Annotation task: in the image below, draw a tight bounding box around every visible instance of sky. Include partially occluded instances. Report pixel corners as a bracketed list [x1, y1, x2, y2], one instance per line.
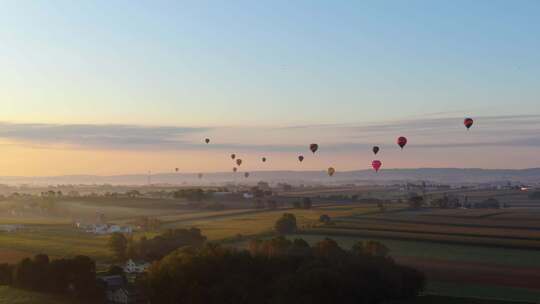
[0, 1, 539, 175]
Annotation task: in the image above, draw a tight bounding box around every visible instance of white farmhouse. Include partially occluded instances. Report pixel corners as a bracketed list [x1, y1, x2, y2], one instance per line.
[123, 259, 150, 274]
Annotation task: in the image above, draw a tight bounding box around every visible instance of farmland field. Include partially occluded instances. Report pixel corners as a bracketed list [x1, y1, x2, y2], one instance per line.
[2, 191, 540, 302]
[0, 202, 382, 263]
[0, 286, 75, 304]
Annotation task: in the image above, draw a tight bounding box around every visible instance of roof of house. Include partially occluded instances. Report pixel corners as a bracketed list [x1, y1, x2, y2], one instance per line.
[98, 275, 125, 289]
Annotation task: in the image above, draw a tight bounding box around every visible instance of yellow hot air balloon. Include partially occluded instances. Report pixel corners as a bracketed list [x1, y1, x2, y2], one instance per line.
[327, 167, 335, 177]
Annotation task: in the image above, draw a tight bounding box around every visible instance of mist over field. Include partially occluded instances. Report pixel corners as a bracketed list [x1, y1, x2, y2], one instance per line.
[1, 168, 539, 186]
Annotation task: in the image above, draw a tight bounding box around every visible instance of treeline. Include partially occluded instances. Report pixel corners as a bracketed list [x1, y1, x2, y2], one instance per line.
[0, 254, 102, 301]
[109, 228, 207, 262]
[142, 237, 424, 304]
[529, 191, 540, 200]
[429, 196, 506, 209]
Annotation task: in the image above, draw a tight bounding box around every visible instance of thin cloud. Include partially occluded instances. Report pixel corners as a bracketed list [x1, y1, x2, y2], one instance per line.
[0, 114, 539, 152]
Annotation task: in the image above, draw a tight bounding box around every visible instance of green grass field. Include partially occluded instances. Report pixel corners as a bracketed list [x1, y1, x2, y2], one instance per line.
[0, 225, 112, 263]
[288, 233, 540, 267]
[164, 204, 380, 241]
[0, 286, 74, 304]
[387, 295, 533, 304]
[0, 204, 380, 263]
[426, 282, 540, 303]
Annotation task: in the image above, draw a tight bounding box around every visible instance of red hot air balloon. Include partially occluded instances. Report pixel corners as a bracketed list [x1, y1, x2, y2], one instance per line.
[205, 138, 210, 144]
[236, 159, 242, 166]
[233, 167, 237, 172]
[372, 160, 382, 172]
[298, 155, 304, 162]
[464, 118, 474, 130]
[262, 157, 267, 162]
[397, 137, 407, 149]
[309, 144, 319, 154]
[231, 154, 236, 160]
[244, 172, 250, 178]
[372, 146, 380, 155]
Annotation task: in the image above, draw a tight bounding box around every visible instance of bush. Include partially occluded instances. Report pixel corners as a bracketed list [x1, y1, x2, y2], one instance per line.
[319, 214, 331, 224]
[274, 213, 297, 235]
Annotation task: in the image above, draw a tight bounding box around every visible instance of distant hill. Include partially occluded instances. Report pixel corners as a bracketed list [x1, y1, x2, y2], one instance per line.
[1, 168, 539, 186]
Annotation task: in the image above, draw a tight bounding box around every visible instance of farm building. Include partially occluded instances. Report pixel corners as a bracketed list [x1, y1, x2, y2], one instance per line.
[76, 223, 133, 234]
[123, 259, 150, 274]
[0, 224, 22, 232]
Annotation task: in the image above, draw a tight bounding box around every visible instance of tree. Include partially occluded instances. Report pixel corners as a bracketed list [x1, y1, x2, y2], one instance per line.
[68, 255, 101, 299]
[274, 213, 297, 235]
[173, 188, 206, 202]
[302, 197, 312, 209]
[0, 264, 13, 285]
[352, 240, 389, 258]
[128, 228, 206, 261]
[126, 190, 142, 198]
[107, 265, 125, 276]
[142, 240, 425, 304]
[529, 191, 540, 200]
[408, 196, 424, 209]
[12, 258, 33, 289]
[108, 233, 128, 261]
[266, 200, 277, 210]
[313, 238, 343, 258]
[319, 214, 331, 224]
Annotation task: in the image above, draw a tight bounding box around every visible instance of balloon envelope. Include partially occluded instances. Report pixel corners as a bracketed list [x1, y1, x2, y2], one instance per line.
[298, 155, 304, 162]
[236, 159, 243, 166]
[205, 138, 210, 144]
[262, 157, 267, 162]
[310, 144, 319, 154]
[231, 154, 236, 160]
[244, 172, 250, 178]
[397, 137, 407, 149]
[372, 160, 382, 172]
[327, 167, 335, 176]
[233, 167, 237, 172]
[464, 118, 474, 130]
[372, 146, 380, 155]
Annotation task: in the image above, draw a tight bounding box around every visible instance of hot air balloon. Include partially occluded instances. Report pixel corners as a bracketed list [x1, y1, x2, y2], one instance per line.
[327, 167, 335, 176]
[198, 173, 203, 179]
[397, 136, 407, 149]
[262, 157, 267, 162]
[372, 146, 380, 155]
[298, 155, 304, 162]
[309, 144, 319, 154]
[464, 118, 474, 130]
[205, 138, 210, 144]
[231, 154, 236, 160]
[236, 159, 242, 166]
[244, 172, 250, 178]
[233, 167, 237, 172]
[372, 160, 382, 172]
[175, 168, 179, 172]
